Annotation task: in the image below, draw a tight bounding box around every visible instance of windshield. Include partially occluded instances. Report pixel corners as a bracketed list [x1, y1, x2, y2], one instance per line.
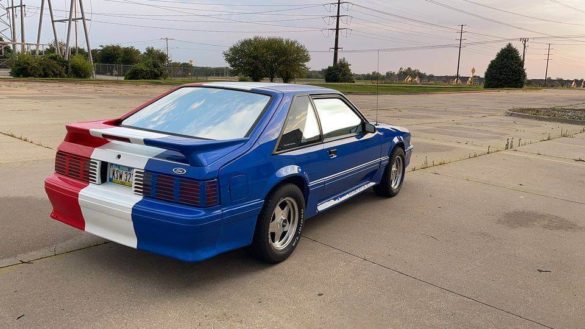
[122, 87, 271, 140]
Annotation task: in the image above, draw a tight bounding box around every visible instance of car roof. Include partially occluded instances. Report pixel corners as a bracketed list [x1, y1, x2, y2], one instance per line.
[192, 82, 340, 95]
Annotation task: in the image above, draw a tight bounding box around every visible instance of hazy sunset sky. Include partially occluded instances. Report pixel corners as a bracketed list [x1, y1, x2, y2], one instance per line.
[21, 0, 585, 79]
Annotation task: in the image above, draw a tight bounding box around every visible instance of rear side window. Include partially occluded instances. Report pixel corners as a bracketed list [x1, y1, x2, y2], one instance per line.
[312, 98, 363, 139]
[277, 96, 321, 151]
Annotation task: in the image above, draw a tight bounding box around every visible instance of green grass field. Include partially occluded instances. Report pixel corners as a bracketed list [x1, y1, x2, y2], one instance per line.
[5, 77, 527, 95]
[308, 83, 483, 95]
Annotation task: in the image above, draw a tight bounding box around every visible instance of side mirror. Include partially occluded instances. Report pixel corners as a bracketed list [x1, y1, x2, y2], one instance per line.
[364, 122, 377, 134]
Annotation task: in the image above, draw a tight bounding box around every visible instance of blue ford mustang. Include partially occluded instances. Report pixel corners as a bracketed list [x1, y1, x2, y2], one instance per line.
[45, 82, 412, 263]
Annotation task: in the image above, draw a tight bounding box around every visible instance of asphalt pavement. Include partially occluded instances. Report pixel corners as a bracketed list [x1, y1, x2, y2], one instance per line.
[0, 82, 584, 328]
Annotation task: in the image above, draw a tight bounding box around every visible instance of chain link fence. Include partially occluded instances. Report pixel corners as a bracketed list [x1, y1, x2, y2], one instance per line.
[94, 63, 233, 80]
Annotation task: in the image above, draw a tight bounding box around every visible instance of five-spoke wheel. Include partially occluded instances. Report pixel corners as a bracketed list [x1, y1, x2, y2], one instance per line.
[374, 147, 406, 197]
[251, 184, 305, 263]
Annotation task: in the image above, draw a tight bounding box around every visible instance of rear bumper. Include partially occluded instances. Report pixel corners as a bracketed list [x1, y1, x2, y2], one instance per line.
[45, 174, 263, 262]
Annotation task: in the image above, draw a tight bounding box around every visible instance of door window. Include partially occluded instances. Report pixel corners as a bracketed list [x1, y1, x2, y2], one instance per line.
[277, 96, 321, 151]
[312, 98, 363, 139]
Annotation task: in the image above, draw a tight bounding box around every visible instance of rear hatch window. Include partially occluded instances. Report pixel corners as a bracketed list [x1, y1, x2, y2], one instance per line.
[122, 87, 271, 140]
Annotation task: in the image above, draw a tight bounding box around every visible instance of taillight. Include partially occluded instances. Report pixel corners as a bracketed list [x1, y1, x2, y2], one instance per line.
[55, 151, 91, 182]
[205, 180, 219, 207]
[134, 170, 218, 207]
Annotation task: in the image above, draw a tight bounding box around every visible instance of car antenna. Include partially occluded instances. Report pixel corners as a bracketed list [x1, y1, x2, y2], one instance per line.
[375, 49, 380, 126]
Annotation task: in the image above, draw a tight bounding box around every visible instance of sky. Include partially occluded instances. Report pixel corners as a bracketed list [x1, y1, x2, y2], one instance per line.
[13, 0, 585, 79]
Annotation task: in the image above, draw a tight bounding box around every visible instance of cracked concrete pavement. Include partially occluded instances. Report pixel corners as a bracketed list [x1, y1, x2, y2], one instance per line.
[0, 81, 584, 328]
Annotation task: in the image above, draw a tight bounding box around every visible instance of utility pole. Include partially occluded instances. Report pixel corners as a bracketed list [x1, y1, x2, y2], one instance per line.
[520, 38, 529, 68]
[161, 37, 173, 65]
[328, 0, 349, 66]
[332, 0, 341, 65]
[455, 24, 465, 84]
[544, 43, 551, 87]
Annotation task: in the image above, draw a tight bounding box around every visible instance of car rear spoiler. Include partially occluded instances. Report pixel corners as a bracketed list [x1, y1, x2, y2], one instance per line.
[65, 122, 248, 167]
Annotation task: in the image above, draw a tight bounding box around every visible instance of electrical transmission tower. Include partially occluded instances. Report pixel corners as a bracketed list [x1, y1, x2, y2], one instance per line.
[328, 0, 350, 65]
[4, 0, 25, 53]
[0, 0, 11, 56]
[36, 0, 94, 77]
[35, 0, 60, 55]
[455, 24, 466, 84]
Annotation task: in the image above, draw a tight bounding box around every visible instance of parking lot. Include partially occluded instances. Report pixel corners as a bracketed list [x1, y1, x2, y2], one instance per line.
[0, 81, 584, 328]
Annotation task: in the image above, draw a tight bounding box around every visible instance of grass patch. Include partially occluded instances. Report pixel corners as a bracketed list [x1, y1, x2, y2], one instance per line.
[308, 83, 483, 95]
[511, 107, 585, 122]
[5, 77, 214, 86]
[3, 78, 541, 95]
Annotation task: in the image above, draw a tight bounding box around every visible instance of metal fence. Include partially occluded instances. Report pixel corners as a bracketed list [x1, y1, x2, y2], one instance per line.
[93, 63, 233, 80]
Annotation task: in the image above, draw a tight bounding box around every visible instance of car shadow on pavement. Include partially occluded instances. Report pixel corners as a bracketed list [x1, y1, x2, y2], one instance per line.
[69, 185, 409, 294]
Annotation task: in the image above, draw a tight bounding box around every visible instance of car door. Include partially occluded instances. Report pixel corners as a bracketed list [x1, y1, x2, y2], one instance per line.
[311, 95, 382, 200]
[273, 95, 330, 208]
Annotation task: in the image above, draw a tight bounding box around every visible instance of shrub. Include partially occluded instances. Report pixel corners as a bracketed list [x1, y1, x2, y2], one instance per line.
[39, 53, 67, 78]
[10, 54, 42, 77]
[69, 54, 93, 78]
[324, 58, 354, 83]
[125, 60, 167, 80]
[484, 43, 526, 88]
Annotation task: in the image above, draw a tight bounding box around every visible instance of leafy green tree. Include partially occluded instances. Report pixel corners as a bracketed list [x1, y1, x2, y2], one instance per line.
[92, 45, 142, 65]
[142, 47, 168, 65]
[0, 37, 12, 59]
[276, 39, 309, 83]
[325, 58, 354, 83]
[120, 47, 141, 65]
[95, 45, 123, 64]
[484, 43, 526, 88]
[224, 37, 310, 82]
[224, 37, 268, 81]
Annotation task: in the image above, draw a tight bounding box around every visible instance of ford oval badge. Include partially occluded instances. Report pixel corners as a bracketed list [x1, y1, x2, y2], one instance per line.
[173, 168, 187, 175]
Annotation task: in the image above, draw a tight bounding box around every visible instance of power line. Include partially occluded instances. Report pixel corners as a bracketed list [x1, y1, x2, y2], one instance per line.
[461, 0, 585, 27]
[130, 0, 323, 6]
[106, 0, 324, 16]
[352, 3, 459, 32]
[548, 0, 585, 15]
[425, 0, 585, 44]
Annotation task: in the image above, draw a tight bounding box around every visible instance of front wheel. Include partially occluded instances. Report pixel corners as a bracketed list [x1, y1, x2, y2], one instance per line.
[250, 184, 305, 263]
[375, 147, 406, 197]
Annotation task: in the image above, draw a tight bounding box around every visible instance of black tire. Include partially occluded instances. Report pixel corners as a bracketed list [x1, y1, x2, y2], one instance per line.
[250, 184, 305, 263]
[374, 147, 406, 198]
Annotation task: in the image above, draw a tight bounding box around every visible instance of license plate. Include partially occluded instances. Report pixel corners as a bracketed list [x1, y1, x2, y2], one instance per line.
[108, 164, 133, 187]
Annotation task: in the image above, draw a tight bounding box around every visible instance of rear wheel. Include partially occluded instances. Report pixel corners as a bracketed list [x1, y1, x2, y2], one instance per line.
[375, 147, 406, 198]
[250, 184, 305, 263]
